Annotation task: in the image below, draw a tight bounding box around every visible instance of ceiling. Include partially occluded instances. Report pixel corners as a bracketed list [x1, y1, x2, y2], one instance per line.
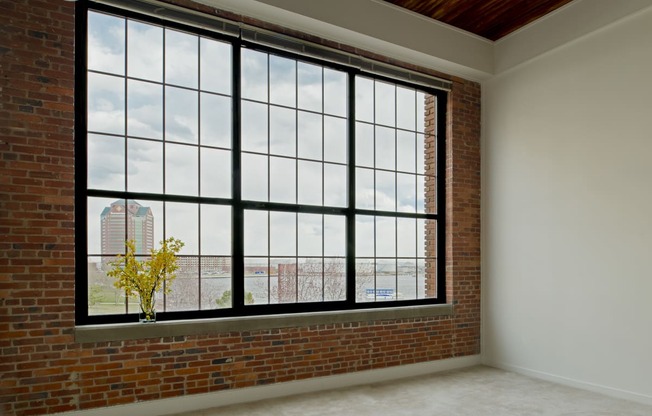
[382, 0, 574, 41]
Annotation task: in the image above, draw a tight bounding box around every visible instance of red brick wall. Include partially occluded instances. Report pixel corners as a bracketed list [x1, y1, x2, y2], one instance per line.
[0, 1, 481, 414]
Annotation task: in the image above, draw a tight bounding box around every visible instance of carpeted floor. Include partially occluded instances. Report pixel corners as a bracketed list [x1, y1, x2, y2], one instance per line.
[175, 366, 652, 416]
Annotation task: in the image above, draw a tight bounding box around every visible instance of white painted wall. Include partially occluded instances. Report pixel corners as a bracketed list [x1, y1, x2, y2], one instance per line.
[483, 6, 652, 403]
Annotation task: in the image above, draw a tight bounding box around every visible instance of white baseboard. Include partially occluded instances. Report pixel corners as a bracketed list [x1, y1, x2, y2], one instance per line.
[487, 361, 652, 407]
[55, 355, 481, 416]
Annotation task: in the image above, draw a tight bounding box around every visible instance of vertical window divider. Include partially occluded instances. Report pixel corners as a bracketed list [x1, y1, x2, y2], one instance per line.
[232, 40, 244, 309]
[346, 74, 356, 306]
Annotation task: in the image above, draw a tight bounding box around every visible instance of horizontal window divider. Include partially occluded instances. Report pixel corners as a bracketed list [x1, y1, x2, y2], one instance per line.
[240, 201, 347, 215]
[87, 189, 233, 206]
[354, 209, 438, 219]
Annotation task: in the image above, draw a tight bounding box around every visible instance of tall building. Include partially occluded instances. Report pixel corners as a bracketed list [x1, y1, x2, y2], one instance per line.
[100, 200, 154, 255]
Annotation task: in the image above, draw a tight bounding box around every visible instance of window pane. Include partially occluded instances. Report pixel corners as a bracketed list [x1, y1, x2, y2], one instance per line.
[245, 257, 269, 305]
[88, 256, 128, 316]
[128, 79, 162, 139]
[165, 29, 198, 88]
[397, 173, 416, 213]
[323, 116, 346, 164]
[298, 160, 322, 205]
[88, 12, 125, 75]
[89, 197, 125, 256]
[270, 211, 296, 256]
[244, 210, 268, 256]
[416, 175, 425, 213]
[323, 163, 346, 208]
[166, 86, 198, 144]
[397, 218, 416, 257]
[270, 106, 296, 157]
[323, 68, 346, 117]
[167, 258, 199, 311]
[242, 153, 268, 201]
[416, 91, 426, 134]
[298, 213, 321, 257]
[416, 133, 426, 175]
[324, 215, 345, 257]
[375, 80, 395, 127]
[396, 86, 416, 131]
[298, 111, 322, 160]
[166, 202, 198, 255]
[396, 130, 415, 173]
[241, 49, 267, 102]
[355, 215, 374, 257]
[166, 143, 198, 196]
[355, 167, 374, 210]
[375, 216, 395, 258]
[127, 138, 163, 193]
[398, 261, 417, 301]
[298, 258, 322, 302]
[376, 170, 395, 212]
[270, 55, 296, 107]
[200, 148, 230, 198]
[276, 258, 297, 303]
[127, 20, 162, 82]
[270, 156, 296, 204]
[88, 72, 124, 135]
[355, 259, 375, 302]
[355, 76, 373, 123]
[297, 62, 321, 112]
[127, 199, 160, 255]
[200, 93, 231, 149]
[200, 205, 231, 255]
[375, 259, 397, 301]
[200, 38, 231, 95]
[201, 257, 232, 310]
[88, 134, 124, 191]
[375, 126, 395, 171]
[355, 122, 373, 168]
[323, 258, 346, 301]
[241, 101, 268, 153]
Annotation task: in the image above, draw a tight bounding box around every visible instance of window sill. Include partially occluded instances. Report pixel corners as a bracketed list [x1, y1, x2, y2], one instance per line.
[74, 304, 454, 343]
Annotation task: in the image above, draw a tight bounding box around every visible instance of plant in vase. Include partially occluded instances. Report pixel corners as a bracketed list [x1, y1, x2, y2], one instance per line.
[107, 237, 184, 322]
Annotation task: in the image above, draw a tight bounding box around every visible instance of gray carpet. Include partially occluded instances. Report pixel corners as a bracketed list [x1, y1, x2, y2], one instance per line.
[177, 366, 652, 415]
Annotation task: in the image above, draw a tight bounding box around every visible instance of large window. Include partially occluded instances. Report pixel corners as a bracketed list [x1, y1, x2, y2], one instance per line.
[77, 4, 446, 324]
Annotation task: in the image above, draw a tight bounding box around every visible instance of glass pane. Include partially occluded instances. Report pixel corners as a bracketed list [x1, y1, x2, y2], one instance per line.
[165, 86, 198, 144]
[165, 29, 198, 88]
[276, 258, 297, 303]
[355, 215, 374, 257]
[355, 258, 375, 302]
[298, 160, 322, 206]
[88, 197, 125, 256]
[270, 55, 296, 107]
[241, 153, 268, 201]
[200, 204, 231, 255]
[376, 170, 395, 212]
[397, 217, 416, 257]
[241, 49, 267, 102]
[126, 199, 159, 255]
[127, 138, 163, 193]
[88, 134, 124, 191]
[416, 133, 426, 175]
[200, 93, 231, 148]
[270, 156, 296, 204]
[396, 130, 416, 173]
[298, 213, 321, 257]
[166, 202, 198, 255]
[376, 216, 395, 258]
[355, 76, 373, 123]
[323, 68, 346, 117]
[201, 257, 232, 310]
[323, 116, 346, 164]
[88, 12, 125, 75]
[165, 143, 198, 196]
[245, 257, 269, 305]
[375, 126, 395, 171]
[355, 122, 373, 168]
[396, 86, 416, 131]
[270, 106, 296, 157]
[200, 38, 231, 95]
[355, 167, 374, 210]
[397, 261, 417, 300]
[201, 148, 231, 198]
[416, 91, 426, 134]
[416, 175, 425, 213]
[88, 72, 124, 135]
[127, 79, 162, 139]
[324, 215, 345, 257]
[323, 163, 346, 208]
[375, 80, 395, 127]
[397, 173, 416, 213]
[88, 256, 128, 316]
[241, 101, 268, 153]
[244, 210, 268, 256]
[127, 20, 162, 82]
[297, 62, 321, 112]
[298, 258, 322, 302]
[323, 258, 346, 301]
[375, 259, 397, 301]
[270, 211, 296, 256]
[298, 111, 322, 161]
[166, 258, 199, 311]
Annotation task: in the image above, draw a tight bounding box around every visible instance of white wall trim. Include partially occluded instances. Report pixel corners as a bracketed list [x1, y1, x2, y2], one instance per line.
[486, 362, 652, 407]
[54, 355, 481, 416]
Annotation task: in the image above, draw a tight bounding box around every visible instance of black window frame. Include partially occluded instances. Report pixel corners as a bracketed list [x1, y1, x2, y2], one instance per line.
[75, 2, 447, 325]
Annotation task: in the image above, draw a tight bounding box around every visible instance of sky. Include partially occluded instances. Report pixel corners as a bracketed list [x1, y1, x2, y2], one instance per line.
[86, 11, 437, 261]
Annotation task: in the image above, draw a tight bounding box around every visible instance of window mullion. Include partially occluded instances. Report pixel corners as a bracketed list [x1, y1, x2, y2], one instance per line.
[345, 72, 356, 305]
[232, 41, 245, 310]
